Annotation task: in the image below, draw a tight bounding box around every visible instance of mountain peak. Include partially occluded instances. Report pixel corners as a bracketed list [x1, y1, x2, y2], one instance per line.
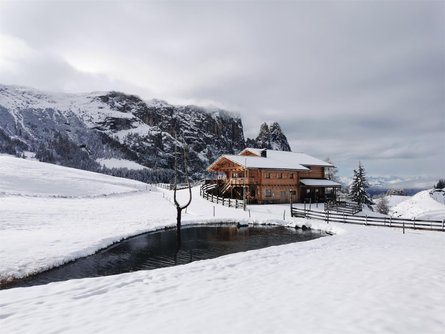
[246, 122, 291, 151]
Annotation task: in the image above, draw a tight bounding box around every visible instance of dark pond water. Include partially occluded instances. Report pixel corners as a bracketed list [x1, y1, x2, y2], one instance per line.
[2, 224, 327, 289]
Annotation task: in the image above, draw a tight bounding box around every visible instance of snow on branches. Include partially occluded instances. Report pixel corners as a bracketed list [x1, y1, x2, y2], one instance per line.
[349, 162, 372, 206]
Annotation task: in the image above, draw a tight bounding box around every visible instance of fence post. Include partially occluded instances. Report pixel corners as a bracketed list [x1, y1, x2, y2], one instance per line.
[211, 194, 214, 202]
[343, 213, 346, 224]
[403, 221, 405, 234]
[365, 215, 368, 226]
[443, 219, 444, 232]
[222, 197, 225, 206]
[213, 206, 215, 217]
[326, 211, 329, 224]
[389, 217, 392, 227]
[229, 198, 231, 207]
[413, 217, 415, 229]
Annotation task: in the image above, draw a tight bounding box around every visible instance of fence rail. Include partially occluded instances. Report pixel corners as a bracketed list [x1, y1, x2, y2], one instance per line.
[291, 207, 445, 232]
[156, 183, 199, 191]
[200, 184, 244, 209]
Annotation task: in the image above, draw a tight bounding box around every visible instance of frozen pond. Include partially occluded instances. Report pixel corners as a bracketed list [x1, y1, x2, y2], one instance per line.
[3, 224, 327, 289]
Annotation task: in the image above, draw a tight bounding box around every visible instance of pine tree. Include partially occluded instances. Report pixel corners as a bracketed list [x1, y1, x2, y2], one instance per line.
[435, 179, 445, 189]
[349, 162, 371, 206]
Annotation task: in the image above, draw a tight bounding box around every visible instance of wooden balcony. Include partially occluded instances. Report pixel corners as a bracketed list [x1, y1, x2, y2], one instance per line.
[228, 178, 248, 186]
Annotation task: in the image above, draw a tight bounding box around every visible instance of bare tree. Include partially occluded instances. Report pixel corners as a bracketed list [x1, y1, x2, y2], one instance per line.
[173, 134, 192, 230]
[376, 197, 390, 215]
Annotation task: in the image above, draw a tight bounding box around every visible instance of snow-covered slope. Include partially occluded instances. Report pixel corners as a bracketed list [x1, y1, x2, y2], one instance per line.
[1, 156, 445, 334]
[385, 195, 411, 208]
[0, 154, 146, 197]
[390, 189, 445, 220]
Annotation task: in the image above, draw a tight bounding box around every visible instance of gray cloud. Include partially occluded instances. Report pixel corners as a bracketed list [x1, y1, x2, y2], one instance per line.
[0, 0, 443, 181]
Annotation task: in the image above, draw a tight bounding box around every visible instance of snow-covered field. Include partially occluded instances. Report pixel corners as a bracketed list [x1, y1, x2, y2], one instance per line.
[96, 158, 148, 170]
[1, 155, 445, 334]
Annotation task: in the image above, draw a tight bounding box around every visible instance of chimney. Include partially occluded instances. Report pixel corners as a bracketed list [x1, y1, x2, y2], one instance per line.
[261, 149, 267, 158]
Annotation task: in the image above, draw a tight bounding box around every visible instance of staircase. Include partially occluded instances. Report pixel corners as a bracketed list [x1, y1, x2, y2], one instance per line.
[220, 181, 233, 196]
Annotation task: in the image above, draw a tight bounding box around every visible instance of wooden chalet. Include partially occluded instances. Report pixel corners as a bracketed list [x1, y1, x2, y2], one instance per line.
[206, 148, 341, 204]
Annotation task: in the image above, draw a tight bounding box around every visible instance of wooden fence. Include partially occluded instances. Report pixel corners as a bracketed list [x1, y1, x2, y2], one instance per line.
[156, 183, 174, 190]
[156, 182, 201, 191]
[324, 201, 361, 215]
[291, 206, 445, 232]
[200, 184, 244, 209]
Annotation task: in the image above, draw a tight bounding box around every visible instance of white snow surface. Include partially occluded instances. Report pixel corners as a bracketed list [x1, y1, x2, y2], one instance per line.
[385, 195, 412, 208]
[1, 155, 445, 334]
[300, 178, 342, 187]
[390, 189, 445, 220]
[96, 158, 148, 170]
[0, 155, 146, 197]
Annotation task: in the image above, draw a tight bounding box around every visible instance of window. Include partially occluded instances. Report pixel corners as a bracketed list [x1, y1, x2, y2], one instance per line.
[265, 189, 272, 197]
[277, 173, 282, 179]
[232, 172, 239, 178]
[281, 191, 286, 197]
[290, 173, 294, 179]
[265, 172, 270, 178]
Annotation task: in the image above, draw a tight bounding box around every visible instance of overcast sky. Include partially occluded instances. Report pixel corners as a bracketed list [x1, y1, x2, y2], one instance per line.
[0, 0, 443, 183]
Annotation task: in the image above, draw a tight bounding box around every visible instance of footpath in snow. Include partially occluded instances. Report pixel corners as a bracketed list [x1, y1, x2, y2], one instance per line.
[1, 155, 445, 334]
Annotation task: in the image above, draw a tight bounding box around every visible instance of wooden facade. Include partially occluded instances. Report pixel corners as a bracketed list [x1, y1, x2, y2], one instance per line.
[207, 148, 340, 204]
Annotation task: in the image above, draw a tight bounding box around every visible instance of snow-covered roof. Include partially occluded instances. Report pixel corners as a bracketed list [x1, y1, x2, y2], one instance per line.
[213, 154, 309, 171]
[240, 148, 333, 167]
[300, 179, 342, 187]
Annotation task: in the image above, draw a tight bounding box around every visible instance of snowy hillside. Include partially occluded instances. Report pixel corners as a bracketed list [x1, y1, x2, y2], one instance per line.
[1, 155, 445, 333]
[0, 154, 146, 197]
[390, 189, 445, 220]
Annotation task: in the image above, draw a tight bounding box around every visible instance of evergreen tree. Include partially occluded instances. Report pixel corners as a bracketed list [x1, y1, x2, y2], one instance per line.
[349, 162, 371, 206]
[434, 179, 445, 189]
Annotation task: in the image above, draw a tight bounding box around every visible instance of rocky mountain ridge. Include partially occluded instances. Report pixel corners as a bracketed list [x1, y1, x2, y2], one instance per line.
[0, 84, 291, 182]
[246, 122, 291, 151]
